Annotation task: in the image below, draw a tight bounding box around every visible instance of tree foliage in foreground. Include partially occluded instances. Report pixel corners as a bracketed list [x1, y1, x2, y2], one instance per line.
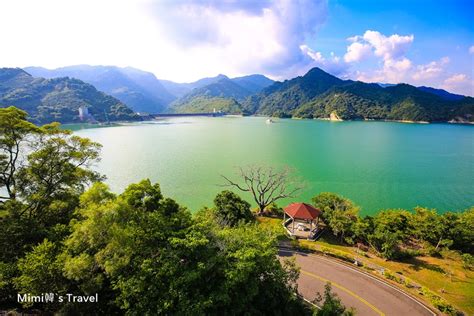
[213, 190, 254, 226]
[314, 282, 355, 316]
[13, 181, 309, 315]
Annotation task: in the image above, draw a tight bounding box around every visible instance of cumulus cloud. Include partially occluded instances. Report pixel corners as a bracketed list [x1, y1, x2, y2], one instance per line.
[362, 30, 414, 61]
[344, 30, 415, 82]
[412, 57, 450, 81]
[299, 45, 349, 76]
[469, 45, 474, 54]
[344, 42, 372, 62]
[0, 0, 328, 82]
[442, 73, 474, 95]
[146, 0, 328, 79]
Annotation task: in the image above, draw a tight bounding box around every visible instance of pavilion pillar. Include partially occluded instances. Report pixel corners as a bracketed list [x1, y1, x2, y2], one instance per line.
[292, 217, 295, 233]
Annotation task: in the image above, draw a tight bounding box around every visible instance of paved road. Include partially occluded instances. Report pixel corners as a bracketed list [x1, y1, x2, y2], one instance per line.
[278, 249, 436, 316]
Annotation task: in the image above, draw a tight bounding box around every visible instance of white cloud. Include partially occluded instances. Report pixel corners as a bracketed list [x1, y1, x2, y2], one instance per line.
[299, 45, 349, 76]
[444, 73, 468, 84]
[412, 57, 449, 81]
[299, 45, 324, 62]
[469, 45, 474, 54]
[344, 30, 414, 83]
[344, 42, 372, 62]
[442, 73, 474, 96]
[0, 0, 328, 82]
[362, 30, 414, 61]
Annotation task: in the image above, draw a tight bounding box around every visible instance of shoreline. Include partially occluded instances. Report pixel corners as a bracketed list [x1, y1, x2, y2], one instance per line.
[61, 115, 474, 127]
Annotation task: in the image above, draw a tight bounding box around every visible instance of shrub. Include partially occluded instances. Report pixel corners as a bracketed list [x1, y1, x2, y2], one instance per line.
[461, 253, 473, 270]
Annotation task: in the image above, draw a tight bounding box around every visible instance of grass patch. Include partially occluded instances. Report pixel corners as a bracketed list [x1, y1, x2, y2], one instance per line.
[256, 216, 287, 240]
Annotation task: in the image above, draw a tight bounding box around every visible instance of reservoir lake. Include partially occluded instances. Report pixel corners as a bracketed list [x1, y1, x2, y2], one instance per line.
[68, 117, 474, 215]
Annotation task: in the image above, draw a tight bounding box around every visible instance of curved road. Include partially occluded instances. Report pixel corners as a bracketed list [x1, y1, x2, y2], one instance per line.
[278, 249, 436, 316]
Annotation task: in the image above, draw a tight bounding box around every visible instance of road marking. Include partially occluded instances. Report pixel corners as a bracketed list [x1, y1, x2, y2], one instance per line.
[300, 269, 385, 316]
[279, 248, 436, 316]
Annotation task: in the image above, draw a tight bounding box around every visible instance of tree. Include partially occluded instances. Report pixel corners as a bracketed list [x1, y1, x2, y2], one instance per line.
[62, 180, 309, 315]
[411, 207, 452, 252]
[221, 165, 304, 213]
[449, 207, 474, 253]
[213, 190, 253, 226]
[366, 210, 411, 259]
[16, 123, 102, 220]
[14, 239, 69, 312]
[314, 282, 355, 316]
[312, 193, 359, 243]
[0, 106, 39, 201]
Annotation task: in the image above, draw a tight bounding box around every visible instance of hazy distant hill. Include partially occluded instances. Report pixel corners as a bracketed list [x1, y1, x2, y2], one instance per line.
[0, 68, 138, 123]
[230, 74, 274, 94]
[172, 96, 243, 114]
[159, 74, 229, 99]
[244, 67, 473, 122]
[175, 78, 252, 103]
[417, 86, 465, 101]
[25, 65, 175, 113]
[167, 74, 273, 114]
[160, 74, 273, 99]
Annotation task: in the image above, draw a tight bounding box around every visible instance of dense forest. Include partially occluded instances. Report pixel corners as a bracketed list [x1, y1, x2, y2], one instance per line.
[171, 96, 243, 114]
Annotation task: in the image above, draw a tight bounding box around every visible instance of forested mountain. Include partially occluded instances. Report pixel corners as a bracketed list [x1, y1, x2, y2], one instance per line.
[159, 74, 229, 98]
[17, 64, 472, 122]
[231, 74, 274, 93]
[160, 74, 274, 99]
[167, 75, 273, 114]
[417, 86, 465, 101]
[172, 96, 243, 114]
[173, 77, 252, 106]
[243, 67, 346, 115]
[0, 68, 138, 123]
[244, 67, 473, 123]
[25, 65, 175, 113]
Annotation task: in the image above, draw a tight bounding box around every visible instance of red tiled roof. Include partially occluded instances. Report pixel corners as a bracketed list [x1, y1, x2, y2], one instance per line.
[284, 203, 321, 220]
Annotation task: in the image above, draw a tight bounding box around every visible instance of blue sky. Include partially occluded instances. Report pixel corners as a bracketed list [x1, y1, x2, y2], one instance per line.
[0, 0, 473, 95]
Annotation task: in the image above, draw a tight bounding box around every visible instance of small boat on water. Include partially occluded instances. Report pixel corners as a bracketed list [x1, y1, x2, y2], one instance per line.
[266, 118, 274, 124]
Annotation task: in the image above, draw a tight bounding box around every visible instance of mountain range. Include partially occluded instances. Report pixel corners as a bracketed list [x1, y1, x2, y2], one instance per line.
[1, 65, 473, 124]
[25, 65, 175, 113]
[24, 66, 274, 114]
[245, 68, 473, 122]
[0, 68, 137, 123]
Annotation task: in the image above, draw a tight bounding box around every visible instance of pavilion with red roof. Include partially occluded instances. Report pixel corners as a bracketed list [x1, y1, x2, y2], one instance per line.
[283, 202, 321, 239]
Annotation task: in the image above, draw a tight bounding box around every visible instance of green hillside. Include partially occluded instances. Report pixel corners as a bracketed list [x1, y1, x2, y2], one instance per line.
[172, 96, 243, 114]
[0, 68, 138, 124]
[244, 67, 473, 123]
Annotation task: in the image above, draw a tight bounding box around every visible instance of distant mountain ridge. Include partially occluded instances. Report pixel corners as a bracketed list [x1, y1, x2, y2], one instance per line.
[0, 68, 137, 124]
[165, 74, 274, 114]
[25, 65, 175, 113]
[241, 67, 473, 123]
[416, 86, 465, 101]
[16, 64, 474, 123]
[25, 66, 274, 114]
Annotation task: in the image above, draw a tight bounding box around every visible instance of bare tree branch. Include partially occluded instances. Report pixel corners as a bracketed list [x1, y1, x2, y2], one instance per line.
[220, 165, 305, 213]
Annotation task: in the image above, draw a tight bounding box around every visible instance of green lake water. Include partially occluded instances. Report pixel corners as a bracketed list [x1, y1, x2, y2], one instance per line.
[68, 117, 474, 215]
